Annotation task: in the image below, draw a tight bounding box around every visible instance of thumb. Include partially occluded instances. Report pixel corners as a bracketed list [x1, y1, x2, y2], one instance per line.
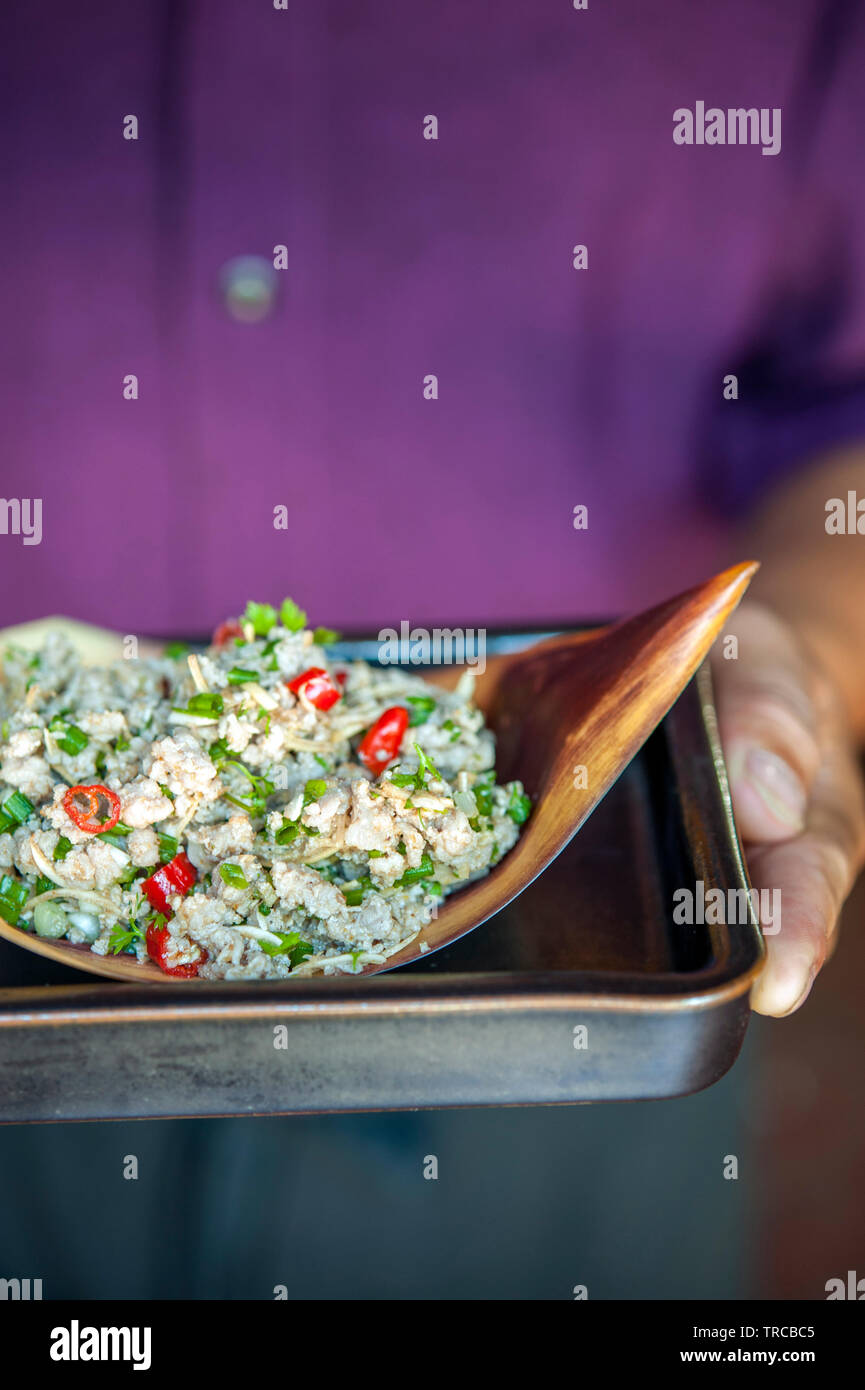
[712, 606, 821, 843]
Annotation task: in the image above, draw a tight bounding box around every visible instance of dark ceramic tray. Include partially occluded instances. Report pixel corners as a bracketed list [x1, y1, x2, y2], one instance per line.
[0, 654, 763, 1122]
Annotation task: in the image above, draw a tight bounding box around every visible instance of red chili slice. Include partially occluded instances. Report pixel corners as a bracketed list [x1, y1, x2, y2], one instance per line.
[334, 671, 347, 687]
[63, 784, 122, 834]
[286, 666, 342, 712]
[146, 920, 207, 978]
[141, 852, 197, 917]
[357, 706, 409, 776]
[212, 619, 243, 649]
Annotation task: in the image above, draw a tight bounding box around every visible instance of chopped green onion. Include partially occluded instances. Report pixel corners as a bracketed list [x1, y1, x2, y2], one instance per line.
[406, 696, 436, 727]
[163, 641, 188, 660]
[227, 667, 258, 685]
[342, 875, 373, 907]
[274, 820, 301, 846]
[395, 853, 434, 888]
[244, 601, 278, 636]
[312, 626, 340, 645]
[1, 791, 35, 824]
[219, 863, 249, 890]
[186, 692, 224, 718]
[209, 737, 230, 764]
[96, 821, 132, 850]
[279, 597, 307, 632]
[303, 779, 327, 806]
[0, 874, 30, 925]
[48, 717, 89, 756]
[53, 836, 73, 862]
[506, 787, 532, 825]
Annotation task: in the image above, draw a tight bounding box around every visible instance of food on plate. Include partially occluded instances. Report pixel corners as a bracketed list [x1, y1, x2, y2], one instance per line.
[0, 600, 531, 979]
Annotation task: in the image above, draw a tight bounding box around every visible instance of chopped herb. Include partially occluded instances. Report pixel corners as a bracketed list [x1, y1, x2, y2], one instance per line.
[274, 820, 301, 847]
[163, 641, 188, 660]
[0, 791, 35, 828]
[157, 832, 178, 863]
[415, 744, 441, 784]
[223, 760, 274, 816]
[256, 707, 272, 735]
[313, 755, 330, 770]
[367, 849, 384, 859]
[442, 719, 461, 742]
[427, 880, 444, 897]
[312, 626, 340, 645]
[0, 874, 29, 925]
[109, 918, 145, 955]
[309, 860, 338, 881]
[48, 716, 89, 756]
[389, 744, 442, 793]
[279, 597, 307, 632]
[219, 863, 249, 890]
[209, 737, 230, 764]
[396, 840, 407, 856]
[34, 875, 55, 896]
[506, 787, 532, 825]
[53, 836, 73, 862]
[395, 853, 434, 887]
[97, 829, 129, 850]
[0, 720, 8, 740]
[94, 749, 107, 777]
[388, 772, 416, 789]
[244, 600, 277, 636]
[473, 776, 494, 817]
[227, 667, 258, 685]
[158, 783, 175, 802]
[303, 778, 327, 806]
[114, 734, 130, 752]
[406, 696, 436, 727]
[342, 875, 373, 907]
[260, 929, 313, 966]
[174, 692, 224, 719]
[257, 901, 272, 917]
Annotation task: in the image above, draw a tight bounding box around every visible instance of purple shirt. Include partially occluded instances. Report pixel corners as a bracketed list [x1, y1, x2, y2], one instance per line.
[3, 0, 865, 635]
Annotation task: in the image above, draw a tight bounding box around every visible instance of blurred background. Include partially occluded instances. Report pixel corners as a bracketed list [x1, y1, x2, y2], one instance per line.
[1, 0, 864, 1299]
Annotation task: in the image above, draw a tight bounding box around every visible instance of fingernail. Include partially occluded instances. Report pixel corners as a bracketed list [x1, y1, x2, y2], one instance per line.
[743, 747, 807, 832]
[779, 962, 818, 1017]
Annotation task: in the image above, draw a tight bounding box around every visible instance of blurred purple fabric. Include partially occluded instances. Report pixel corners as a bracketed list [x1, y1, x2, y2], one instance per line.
[2, 0, 865, 636]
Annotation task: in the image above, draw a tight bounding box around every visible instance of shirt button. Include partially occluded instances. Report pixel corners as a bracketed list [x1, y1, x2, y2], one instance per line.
[219, 255, 279, 323]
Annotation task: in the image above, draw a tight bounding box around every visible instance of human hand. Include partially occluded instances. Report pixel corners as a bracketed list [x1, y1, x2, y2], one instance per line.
[711, 600, 865, 1016]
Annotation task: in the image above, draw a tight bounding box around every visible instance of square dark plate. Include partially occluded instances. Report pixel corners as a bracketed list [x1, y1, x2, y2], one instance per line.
[0, 655, 763, 1121]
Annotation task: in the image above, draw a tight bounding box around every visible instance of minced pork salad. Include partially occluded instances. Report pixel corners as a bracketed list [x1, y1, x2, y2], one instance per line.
[0, 599, 531, 980]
